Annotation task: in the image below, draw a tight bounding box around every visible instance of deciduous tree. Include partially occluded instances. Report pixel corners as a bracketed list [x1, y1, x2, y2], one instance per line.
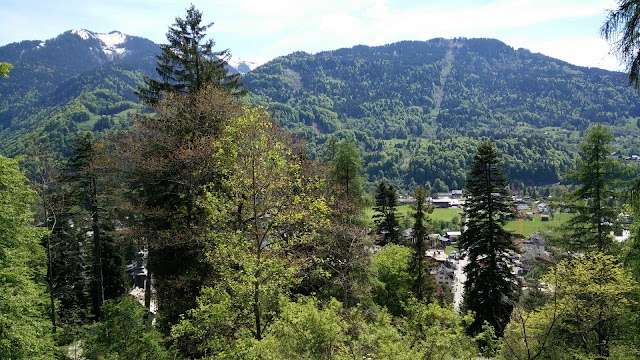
[0, 155, 55, 358]
[117, 85, 241, 330]
[0, 62, 11, 78]
[502, 252, 639, 359]
[170, 108, 329, 357]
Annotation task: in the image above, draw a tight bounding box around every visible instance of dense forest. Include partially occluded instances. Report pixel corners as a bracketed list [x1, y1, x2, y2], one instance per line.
[1, 4, 640, 359]
[243, 38, 640, 189]
[3, 27, 640, 190]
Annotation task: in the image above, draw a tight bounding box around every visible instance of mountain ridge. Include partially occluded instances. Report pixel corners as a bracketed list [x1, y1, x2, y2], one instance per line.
[0, 31, 638, 188]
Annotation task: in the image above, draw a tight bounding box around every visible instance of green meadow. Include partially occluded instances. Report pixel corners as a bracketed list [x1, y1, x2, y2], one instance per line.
[367, 204, 571, 238]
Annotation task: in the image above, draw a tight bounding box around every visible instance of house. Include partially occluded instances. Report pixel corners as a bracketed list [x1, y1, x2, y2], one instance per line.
[430, 262, 455, 288]
[431, 197, 461, 208]
[398, 195, 415, 204]
[428, 233, 449, 247]
[537, 203, 550, 213]
[451, 189, 463, 198]
[446, 231, 461, 243]
[432, 198, 453, 208]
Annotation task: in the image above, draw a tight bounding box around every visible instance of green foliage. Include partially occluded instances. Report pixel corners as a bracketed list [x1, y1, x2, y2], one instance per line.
[560, 124, 626, 251]
[371, 244, 413, 316]
[601, 0, 640, 88]
[250, 297, 420, 360]
[0, 155, 55, 359]
[244, 38, 640, 188]
[403, 299, 478, 359]
[83, 296, 172, 360]
[501, 252, 639, 359]
[372, 180, 401, 245]
[330, 139, 364, 203]
[64, 133, 127, 320]
[119, 86, 241, 331]
[460, 140, 519, 337]
[0, 62, 12, 77]
[410, 185, 436, 303]
[253, 297, 347, 359]
[137, 4, 245, 104]
[171, 108, 330, 357]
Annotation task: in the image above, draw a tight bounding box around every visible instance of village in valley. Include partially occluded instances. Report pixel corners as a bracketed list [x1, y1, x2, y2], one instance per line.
[387, 188, 630, 312]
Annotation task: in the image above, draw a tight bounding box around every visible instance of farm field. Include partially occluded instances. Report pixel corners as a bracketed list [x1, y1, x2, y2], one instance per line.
[505, 212, 572, 237]
[366, 205, 462, 226]
[367, 203, 571, 238]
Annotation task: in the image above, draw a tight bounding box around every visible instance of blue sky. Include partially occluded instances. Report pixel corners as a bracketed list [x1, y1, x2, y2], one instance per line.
[1, 0, 624, 70]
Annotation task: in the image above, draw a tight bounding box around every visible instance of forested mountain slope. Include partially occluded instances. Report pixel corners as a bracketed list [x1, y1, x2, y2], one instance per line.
[245, 38, 638, 137]
[2, 33, 639, 188]
[243, 38, 640, 189]
[0, 29, 251, 156]
[0, 29, 158, 155]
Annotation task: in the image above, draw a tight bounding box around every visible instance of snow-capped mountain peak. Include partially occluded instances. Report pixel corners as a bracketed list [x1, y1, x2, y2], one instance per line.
[70, 29, 130, 59]
[71, 28, 93, 40]
[225, 56, 268, 74]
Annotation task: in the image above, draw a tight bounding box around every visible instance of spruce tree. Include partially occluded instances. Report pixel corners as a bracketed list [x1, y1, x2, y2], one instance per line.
[372, 181, 401, 245]
[65, 133, 126, 319]
[118, 86, 242, 330]
[561, 124, 625, 251]
[137, 4, 245, 104]
[410, 185, 435, 302]
[460, 140, 519, 337]
[330, 140, 364, 206]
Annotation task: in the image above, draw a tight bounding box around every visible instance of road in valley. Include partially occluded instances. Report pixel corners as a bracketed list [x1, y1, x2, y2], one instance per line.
[453, 256, 468, 313]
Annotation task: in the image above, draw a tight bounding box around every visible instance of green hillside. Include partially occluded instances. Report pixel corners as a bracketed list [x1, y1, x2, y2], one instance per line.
[243, 38, 640, 189]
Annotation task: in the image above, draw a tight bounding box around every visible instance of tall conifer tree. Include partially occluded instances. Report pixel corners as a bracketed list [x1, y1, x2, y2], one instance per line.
[460, 140, 518, 337]
[119, 86, 241, 330]
[561, 124, 625, 251]
[373, 181, 401, 245]
[410, 185, 435, 302]
[65, 133, 126, 319]
[137, 5, 245, 104]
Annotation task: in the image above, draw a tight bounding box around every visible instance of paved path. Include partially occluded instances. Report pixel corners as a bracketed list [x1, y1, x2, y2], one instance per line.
[453, 256, 468, 313]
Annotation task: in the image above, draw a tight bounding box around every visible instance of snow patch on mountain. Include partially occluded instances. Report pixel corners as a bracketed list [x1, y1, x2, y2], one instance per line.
[71, 28, 92, 40]
[70, 29, 130, 58]
[96, 31, 129, 57]
[225, 56, 268, 74]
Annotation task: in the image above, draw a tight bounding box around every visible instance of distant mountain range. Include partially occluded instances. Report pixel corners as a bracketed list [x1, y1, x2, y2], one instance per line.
[0, 30, 638, 187]
[244, 38, 639, 139]
[0, 29, 259, 156]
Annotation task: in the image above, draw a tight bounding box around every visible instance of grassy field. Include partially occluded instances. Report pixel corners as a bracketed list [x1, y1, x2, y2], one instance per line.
[366, 205, 462, 226]
[505, 212, 572, 237]
[367, 204, 571, 238]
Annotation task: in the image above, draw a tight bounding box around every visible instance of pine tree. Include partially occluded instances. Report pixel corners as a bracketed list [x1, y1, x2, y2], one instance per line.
[601, 0, 640, 88]
[330, 140, 364, 206]
[117, 86, 242, 330]
[561, 124, 625, 251]
[65, 133, 126, 319]
[410, 185, 435, 302]
[137, 4, 245, 105]
[372, 181, 401, 245]
[460, 140, 519, 337]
